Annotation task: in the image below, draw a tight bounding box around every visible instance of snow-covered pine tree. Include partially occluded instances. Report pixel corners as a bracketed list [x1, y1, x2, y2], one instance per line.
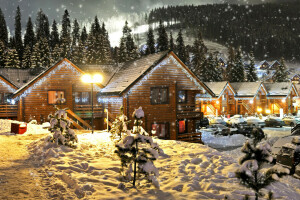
[213, 53, 223, 81]
[30, 42, 41, 70]
[50, 20, 60, 50]
[169, 32, 175, 51]
[191, 30, 207, 77]
[236, 130, 289, 200]
[48, 97, 78, 147]
[70, 42, 82, 65]
[229, 48, 245, 82]
[176, 29, 188, 64]
[60, 9, 71, 58]
[110, 106, 131, 143]
[50, 44, 61, 64]
[101, 22, 113, 64]
[115, 107, 162, 189]
[145, 26, 155, 55]
[72, 19, 80, 46]
[22, 45, 32, 69]
[80, 26, 88, 44]
[38, 37, 51, 68]
[225, 46, 235, 81]
[24, 17, 35, 51]
[0, 40, 5, 67]
[36, 9, 50, 41]
[156, 19, 168, 52]
[273, 57, 289, 82]
[4, 48, 20, 68]
[247, 52, 258, 82]
[14, 6, 23, 61]
[0, 8, 8, 46]
[118, 36, 128, 63]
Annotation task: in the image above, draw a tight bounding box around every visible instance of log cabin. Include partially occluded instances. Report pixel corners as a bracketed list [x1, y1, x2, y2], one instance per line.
[0, 75, 18, 118]
[99, 51, 213, 141]
[12, 59, 105, 130]
[264, 82, 299, 115]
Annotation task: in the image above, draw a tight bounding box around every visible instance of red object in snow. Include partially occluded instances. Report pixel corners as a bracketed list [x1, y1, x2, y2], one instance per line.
[11, 123, 27, 134]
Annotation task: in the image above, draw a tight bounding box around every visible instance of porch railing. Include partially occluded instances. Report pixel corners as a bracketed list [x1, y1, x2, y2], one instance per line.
[73, 104, 104, 118]
[177, 104, 202, 119]
[177, 132, 203, 143]
[0, 104, 17, 118]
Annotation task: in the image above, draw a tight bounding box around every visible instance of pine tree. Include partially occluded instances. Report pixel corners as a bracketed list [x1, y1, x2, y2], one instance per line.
[50, 44, 61, 64]
[30, 43, 41, 69]
[110, 107, 130, 143]
[39, 37, 51, 68]
[118, 37, 127, 63]
[24, 17, 35, 51]
[15, 6, 23, 61]
[273, 57, 289, 82]
[0, 8, 8, 45]
[236, 129, 289, 200]
[60, 9, 71, 58]
[36, 9, 50, 41]
[225, 46, 235, 81]
[118, 21, 138, 62]
[115, 107, 162, 189]
[101, 22, 113, 64]
[80, 26, 88, 44]
[169, 32, 175, 51]
[50, 20, 60, 50]
[4, 48, 20, 68]
[247, 52, 258, 82]
[231, 48, 245, 82]
[146, 26, 155, 55]
[22, 45, 32, 68]
[72, 19, 80, 46]
[191, 30, 207, 77]
[0, 40, 5, 67]
[156, 20, 168, 52]
[213, 53, 223, 81]
[176, 29, 188, 64]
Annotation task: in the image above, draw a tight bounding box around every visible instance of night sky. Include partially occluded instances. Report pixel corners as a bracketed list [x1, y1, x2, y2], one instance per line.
[0, 0, 290, 31]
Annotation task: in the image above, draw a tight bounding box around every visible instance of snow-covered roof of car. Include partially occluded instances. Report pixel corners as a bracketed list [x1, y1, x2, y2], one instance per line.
[264, 82, 294, 96]
[230, 82, 262, 97]
[203, 81, 228, 97]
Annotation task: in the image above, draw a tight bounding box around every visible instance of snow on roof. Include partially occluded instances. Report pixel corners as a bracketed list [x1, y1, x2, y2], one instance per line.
[100, 51, 169, 94]
[78, 64, 120, 86]
[264, 82, 292, 96]
[230, 82, 261, 97]
[203, 82, 228, 97]
[0, 68, 36, 88]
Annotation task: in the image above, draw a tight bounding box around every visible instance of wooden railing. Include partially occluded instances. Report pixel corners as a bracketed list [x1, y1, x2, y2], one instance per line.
[0, 104, 17, 118]
[73, 104, 104, 118]
[177, 104, 202, 119]
[177, 132, 203, 143]
[66, 109, 92, 130]
[242, 100, 254, 114]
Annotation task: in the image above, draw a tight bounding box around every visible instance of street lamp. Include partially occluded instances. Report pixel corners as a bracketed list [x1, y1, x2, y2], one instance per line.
[81, 74, 103, 134]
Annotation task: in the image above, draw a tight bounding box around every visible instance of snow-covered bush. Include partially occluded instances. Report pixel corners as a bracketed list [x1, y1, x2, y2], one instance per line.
[132, 106, 148, 136]
[236, 139, 289, 200]
[115, 107, 162, 189]
[48, 98, 78, 147]
[110, 106, 131, 143]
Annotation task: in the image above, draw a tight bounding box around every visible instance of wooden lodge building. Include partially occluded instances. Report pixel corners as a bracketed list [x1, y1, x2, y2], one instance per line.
[0, 51, 299, 141]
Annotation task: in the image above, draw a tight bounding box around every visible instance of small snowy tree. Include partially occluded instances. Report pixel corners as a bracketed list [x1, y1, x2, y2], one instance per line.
[110, 106, 131, 143]
[115, 107, 162, 189]
[48, 97, 78, 147]
[236, 134, 289, 200]
[273, 57, 289, 82]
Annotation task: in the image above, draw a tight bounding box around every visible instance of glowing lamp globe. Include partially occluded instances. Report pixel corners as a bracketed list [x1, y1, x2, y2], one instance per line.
[81, 74, 92, 83]
[93, 74, 103, 83]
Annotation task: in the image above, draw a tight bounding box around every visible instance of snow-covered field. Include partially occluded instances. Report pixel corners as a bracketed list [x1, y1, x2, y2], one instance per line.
[0, 119, 299, 199]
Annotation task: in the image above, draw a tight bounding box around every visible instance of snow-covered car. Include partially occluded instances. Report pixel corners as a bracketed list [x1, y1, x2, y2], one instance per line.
[209, 117, 227, 126]
[246, 117, 266, 128]
[282, 116, 300, 127]
[227, 115, 247, 127]
[276, 137, 300, 177]
[265, 117, 285, 127]
[204, 124, 231, 136]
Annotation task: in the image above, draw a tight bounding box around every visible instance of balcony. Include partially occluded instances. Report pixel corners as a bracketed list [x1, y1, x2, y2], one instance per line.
[73, 104, 104, 118]
[0, 104, 17, 118]
[177, 104, 202, 119]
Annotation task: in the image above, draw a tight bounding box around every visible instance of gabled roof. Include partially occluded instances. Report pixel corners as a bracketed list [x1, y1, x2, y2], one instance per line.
[264, 82, 296, 96]
[0, 68, 36, 88]
[78, 64, 120, 86]
[13, 58, 104, 98]
[0, 74, 18, 90]
[100, 51, 213, 96]
[230, 82, 262, 97]
[269, 60, 280, 70]
[203, 81, 228, 97]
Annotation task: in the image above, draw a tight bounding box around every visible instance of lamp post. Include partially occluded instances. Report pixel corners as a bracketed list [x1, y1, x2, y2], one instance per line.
[81, 74, 103, 134]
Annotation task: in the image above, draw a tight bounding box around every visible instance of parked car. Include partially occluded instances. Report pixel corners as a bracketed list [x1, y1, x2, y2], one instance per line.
[265, 117, 285, 127]
[196, 117, 209, 128]
[282, 115, 300, 127]
[204, 124, 231, 136]
[227, 115, 247, 127]
[276, 136, 300, 177]
[209, 117, 227, 126]
[246, 117, 266, 128]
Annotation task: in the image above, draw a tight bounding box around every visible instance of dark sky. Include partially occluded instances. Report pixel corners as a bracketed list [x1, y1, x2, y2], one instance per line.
[0, 0, 287, 32]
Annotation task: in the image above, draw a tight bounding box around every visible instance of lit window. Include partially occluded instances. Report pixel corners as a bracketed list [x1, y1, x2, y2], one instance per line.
[151, 123, 169, 139]
[151, 87, 169, 104]
[48, 91, 65, 104]
[178, 90, 187, 103]
[74, 92, 90, 105]
[178, 120, 187, 134]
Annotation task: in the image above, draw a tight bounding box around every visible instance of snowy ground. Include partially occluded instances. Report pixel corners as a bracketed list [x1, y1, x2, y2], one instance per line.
[0, 120, 299, 200]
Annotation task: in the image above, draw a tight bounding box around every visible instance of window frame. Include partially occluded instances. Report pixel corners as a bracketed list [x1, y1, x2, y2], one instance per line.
[177, 90, 187, 104]
[150, 86, 169, 105]
[74, 91, 91, 105]
[47, 90, 66, 105]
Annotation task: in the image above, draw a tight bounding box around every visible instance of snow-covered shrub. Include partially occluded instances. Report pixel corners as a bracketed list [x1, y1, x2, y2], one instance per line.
[236, 140, 289, 200]
[132, 106, 148, 136]
[110, 106, 131, 143]
[48, 98, 78, 147]
[115, 107, 162, 189]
